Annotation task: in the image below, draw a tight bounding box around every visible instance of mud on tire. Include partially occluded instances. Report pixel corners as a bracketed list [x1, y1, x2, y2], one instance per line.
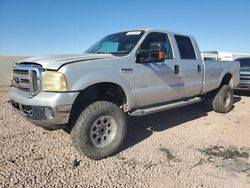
[212, 85, 233, 114]
[70, 101, 127, 160]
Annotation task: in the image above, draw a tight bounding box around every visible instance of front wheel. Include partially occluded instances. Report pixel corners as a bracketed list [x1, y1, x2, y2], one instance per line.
[212, 85, 233, 113]
[70, 101, 127, 160]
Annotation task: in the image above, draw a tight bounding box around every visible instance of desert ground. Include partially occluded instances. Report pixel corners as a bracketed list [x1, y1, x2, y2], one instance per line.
[0, 90, 250, 188]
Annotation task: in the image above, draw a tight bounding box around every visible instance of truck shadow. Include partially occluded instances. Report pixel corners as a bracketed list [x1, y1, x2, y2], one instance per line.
[121, 96, 241, 153]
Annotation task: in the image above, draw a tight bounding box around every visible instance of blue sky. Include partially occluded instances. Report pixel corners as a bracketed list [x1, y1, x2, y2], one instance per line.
[0, 0, 250, 56]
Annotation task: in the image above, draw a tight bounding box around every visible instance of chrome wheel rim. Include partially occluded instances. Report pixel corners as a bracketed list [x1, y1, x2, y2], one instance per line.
[90, 115, 117, 148]
[224, 91, 231, 108]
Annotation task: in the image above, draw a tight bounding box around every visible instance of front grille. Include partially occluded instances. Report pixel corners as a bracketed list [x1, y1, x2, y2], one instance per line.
[241, 78, 250, 81]
[12, 65, 42, 96]
[240, 74, 250, 81]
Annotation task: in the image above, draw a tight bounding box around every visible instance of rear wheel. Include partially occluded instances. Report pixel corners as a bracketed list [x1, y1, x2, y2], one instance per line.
[70, 101, 127, 160]
[212, 85, 233, 113]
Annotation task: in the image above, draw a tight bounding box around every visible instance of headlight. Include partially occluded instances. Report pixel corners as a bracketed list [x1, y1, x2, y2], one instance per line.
[42, 71, 68, 91]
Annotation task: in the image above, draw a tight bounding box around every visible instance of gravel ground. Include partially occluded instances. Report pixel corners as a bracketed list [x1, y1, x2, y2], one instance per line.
[0, 91, 250, 188]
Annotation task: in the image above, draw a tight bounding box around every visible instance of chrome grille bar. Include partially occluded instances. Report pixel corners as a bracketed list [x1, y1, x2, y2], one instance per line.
[13, 73, 30, 80]
[12, 65, 42, 96]
[18, 82, 30, 89]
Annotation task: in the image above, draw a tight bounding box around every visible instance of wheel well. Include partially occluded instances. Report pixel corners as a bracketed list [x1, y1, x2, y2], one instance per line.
[220, 73, 233, 88]
[205, 73, 233, 99]
[68, 82, 127, 127]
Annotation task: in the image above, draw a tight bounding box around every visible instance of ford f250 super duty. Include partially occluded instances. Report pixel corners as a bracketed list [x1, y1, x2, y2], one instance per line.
[10, 29, 240, 159]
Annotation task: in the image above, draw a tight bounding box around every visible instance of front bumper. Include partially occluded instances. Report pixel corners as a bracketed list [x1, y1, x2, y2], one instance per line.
[9, 88, 79, 129]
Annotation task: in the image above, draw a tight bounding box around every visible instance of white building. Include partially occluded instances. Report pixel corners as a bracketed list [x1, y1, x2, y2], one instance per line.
[201, 51, 250, 61]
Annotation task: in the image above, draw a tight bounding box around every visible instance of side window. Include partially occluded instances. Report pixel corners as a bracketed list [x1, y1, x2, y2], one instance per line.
[175, 35, 196, 59]
[139, 32, 173, 59]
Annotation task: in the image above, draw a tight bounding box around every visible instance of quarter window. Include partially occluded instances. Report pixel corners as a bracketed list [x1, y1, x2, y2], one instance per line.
[175, 35, 196, 59]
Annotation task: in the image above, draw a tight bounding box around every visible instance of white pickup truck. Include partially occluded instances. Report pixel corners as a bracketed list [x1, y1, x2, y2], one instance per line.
[10, 29, 240, 159]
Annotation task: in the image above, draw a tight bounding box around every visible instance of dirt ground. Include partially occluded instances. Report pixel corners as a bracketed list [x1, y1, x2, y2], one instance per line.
[0, 91, 250, 188]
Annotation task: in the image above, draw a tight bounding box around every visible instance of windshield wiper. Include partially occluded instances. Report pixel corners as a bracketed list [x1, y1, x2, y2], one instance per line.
[111, 51, 128, 54]
[95, 52, 110, 54]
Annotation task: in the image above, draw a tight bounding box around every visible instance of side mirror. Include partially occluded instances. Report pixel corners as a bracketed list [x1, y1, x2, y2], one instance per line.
[149, 42, 165, 62]
[136, 42, 165, 63]
[136, 50, 148, 63]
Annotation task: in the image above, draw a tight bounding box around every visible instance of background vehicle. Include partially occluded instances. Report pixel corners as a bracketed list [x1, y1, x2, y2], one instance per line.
[234, 58, 250, 90]
[201, 51, 250, 61]
[10, 29, 240, 159]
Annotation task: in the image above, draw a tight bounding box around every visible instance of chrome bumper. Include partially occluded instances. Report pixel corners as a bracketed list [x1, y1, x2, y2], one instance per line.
[10, 100, 72, 128]
[9, 88, 79, 129]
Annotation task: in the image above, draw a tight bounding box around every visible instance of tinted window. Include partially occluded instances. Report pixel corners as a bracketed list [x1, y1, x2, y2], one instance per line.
[236, 58, 250, 67]
[139, 32, 173, 59]
[175, 35, 196, 59]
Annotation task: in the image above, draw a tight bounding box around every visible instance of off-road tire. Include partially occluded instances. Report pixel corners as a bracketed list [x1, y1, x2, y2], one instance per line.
[212, 85, 233, 113]
[70, 101, 127, 160]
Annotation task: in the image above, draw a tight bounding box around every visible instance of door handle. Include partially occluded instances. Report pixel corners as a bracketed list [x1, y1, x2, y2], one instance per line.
[174, 65, 179, 74]
[197, 65, 201, 73]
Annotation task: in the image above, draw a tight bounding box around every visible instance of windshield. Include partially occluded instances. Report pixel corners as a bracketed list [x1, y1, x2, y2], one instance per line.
[85, 31, 144, 55]
[236, 58, 250, 67]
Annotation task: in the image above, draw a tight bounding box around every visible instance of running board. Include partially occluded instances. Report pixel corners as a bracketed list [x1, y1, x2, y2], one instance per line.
[129, 97, 202, 116]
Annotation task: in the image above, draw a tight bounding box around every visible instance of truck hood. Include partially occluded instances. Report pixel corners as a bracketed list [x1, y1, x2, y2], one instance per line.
[17, 53, 116, 70]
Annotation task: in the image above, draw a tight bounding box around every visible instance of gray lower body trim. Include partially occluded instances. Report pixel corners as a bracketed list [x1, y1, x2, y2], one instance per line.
[10, 99, 72, 129]
[9, 88, 79, 129]
[129, 97, 201, 116]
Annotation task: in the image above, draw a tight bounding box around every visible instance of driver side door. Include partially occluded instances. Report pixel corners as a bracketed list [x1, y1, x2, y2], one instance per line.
[133, 32, 181, 107]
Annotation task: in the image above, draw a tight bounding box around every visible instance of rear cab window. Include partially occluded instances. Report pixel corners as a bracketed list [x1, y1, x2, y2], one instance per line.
[174, 35, 196, 60]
